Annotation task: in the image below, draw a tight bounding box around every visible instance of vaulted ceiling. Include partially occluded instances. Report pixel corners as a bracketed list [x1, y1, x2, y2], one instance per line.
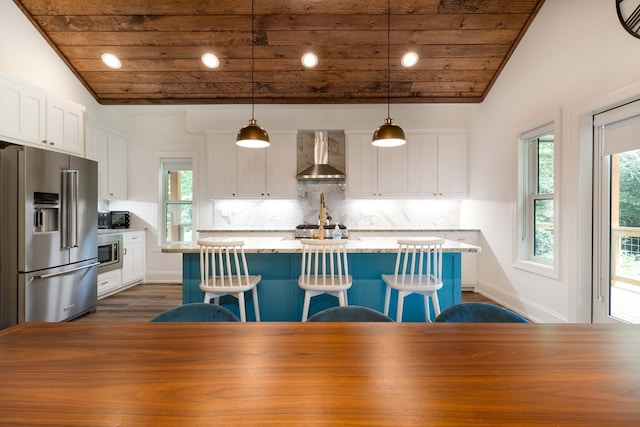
[13, 0, 545, 105]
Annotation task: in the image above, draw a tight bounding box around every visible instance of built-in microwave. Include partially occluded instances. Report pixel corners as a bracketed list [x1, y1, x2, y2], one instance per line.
[98, 211, 130, 229]
[97, 233, 123, 274]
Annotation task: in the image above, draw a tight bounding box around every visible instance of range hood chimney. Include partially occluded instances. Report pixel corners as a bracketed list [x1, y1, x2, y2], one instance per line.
[296, 131, 346, 180]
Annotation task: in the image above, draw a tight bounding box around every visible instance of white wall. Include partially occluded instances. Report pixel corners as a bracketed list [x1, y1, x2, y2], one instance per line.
[469, 0, 640, 322]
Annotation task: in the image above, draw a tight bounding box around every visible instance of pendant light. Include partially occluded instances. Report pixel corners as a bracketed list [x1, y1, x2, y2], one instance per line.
[236, 0, 270, 148]
[372, 0, 406, 147]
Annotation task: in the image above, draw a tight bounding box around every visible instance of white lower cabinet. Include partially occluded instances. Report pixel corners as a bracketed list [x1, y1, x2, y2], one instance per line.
[97, 269, 121, 299]
[444, 231, 478, 290]
[97, 230, 146, 300]
[121, 231, 146, 286]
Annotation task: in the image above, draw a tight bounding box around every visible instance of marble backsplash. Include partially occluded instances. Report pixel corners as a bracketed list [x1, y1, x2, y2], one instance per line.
[210, 192, 463, 230]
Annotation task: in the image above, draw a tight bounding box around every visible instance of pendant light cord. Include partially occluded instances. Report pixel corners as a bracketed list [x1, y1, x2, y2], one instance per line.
[251, 0, 256, 120]
[386, 0, 391, 119]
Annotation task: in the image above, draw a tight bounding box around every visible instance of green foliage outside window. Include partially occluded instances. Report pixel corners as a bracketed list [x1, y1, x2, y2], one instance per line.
[618, 150, 640, 228]
[165, 170, 193, 243]
[533, 136, 554, 259]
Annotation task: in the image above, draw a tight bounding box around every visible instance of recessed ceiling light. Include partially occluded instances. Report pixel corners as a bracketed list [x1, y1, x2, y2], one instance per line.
[201, 53, 220, 69]
[101, 53, 121, 69]
[301, 52, 319, 68]
[401, 52, 419, 68]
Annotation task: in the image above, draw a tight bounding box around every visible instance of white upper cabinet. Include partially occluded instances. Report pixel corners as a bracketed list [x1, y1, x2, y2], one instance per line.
[0, 77, 46, 145]
[348, 130, 467, 199]
[406, 132, 437, 196]
[236, 144, 267, 197]
[406, 131, 468, 198]
[44, 96, 84, 154]
[346, 132, 407, 198]
[436, 132, 468, 197]
[85, 122, 128, 199]
[206, 131, 239, 198]
[106, 132, 128, 199]
[264, 132, 297, 197]
[207, 131, 296, 199]
[0, 73, 85, 155]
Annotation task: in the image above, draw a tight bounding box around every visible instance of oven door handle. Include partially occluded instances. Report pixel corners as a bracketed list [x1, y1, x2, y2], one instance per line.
[30, 262, 100, 281]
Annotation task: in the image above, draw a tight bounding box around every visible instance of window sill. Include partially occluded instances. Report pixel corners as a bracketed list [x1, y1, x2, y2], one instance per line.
[513, 259, 560, 280]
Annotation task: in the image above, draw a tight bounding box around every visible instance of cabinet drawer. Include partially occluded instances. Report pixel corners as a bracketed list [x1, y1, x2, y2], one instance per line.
[123, 230, 144, 245]
[97, 269, 121, 298]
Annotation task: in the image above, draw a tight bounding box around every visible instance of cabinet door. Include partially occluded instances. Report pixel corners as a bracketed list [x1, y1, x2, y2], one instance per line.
[437, 133, 468, 197]
[0, 77, 46, 145]
[106, 132, 127, 199]
[346, 133, 378, 198]
[85, 124, 109, 198]
[376, 143, 407, 197]
[265, 132, 296, 198]
[121, 231, 145, 286]
[406, 133, 438, 196]
[207, 132, 238, 198]
[45, 97, 84, 155]
[237, 146, 266, 197]
[445, 232, 478, 288]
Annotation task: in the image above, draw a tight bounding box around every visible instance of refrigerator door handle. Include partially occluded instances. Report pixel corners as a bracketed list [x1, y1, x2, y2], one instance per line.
[29, 262, 100, 281]
[61, 169, 79, 248]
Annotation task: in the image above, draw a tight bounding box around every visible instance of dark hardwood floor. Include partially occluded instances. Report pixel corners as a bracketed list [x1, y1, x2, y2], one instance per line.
[75, 284, 499, 322]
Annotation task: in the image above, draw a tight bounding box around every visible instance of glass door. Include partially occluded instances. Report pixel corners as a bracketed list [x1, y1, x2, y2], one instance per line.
[594, 102, 640, 323]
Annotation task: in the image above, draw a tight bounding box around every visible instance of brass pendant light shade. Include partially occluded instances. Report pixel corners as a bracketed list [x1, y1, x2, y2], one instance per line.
[236, 0, 270, 148]
[236, 118, 270, 148]
[372, 0, 406, 148]
[372, 117, 406, 147]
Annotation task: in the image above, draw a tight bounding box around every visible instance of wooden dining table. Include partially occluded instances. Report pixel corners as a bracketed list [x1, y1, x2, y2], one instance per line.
[1, 322, 639, 426]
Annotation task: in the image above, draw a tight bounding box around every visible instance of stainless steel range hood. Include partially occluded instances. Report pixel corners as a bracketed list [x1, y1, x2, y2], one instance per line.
[296, 131, 346, 180]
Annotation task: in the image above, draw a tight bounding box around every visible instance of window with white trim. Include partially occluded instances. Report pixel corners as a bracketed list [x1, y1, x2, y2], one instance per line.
[516, 119, 558, 274]
[160, 157, 193, 245]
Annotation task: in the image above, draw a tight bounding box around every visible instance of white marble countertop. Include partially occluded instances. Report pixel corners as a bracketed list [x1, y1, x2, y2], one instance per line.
[98, 228, 146, 235]
[197, 228, 481, 234]
[162, 235, 481, 254]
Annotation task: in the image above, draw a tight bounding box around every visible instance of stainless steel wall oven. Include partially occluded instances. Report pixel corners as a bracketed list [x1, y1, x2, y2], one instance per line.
[98, 234, 123, 274]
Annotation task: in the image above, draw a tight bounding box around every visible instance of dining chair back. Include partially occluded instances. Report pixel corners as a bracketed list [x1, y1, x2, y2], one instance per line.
[435, 302, 529, 323]
[198, 239, 261, 322]
[307, 305, 393, 322]
[298, 238, 353, 321]
[382, 238, 444, 322]
[150, 303, 240, 322]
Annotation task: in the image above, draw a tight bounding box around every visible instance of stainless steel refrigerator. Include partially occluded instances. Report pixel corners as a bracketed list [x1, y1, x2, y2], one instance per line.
[0, 142, 98, 329]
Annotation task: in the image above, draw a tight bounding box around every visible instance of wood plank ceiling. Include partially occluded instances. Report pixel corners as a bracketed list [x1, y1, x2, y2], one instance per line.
[13, 0, 545, 105]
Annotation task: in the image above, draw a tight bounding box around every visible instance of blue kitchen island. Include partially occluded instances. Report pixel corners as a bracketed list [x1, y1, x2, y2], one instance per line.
[163, 236, 480, 322]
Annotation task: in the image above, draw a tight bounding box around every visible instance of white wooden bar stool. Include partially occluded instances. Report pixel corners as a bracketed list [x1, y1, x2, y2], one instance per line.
[382, 238, 444, 322]
[198, 239, 261, 322]
[298, 238, 352, 321]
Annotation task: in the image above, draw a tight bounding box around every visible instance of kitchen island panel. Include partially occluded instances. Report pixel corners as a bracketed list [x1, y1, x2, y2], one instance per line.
[180, 251, 462, 321]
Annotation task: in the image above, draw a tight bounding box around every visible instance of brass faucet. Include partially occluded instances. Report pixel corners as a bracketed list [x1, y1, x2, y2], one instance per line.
[312, 192, 326, 240]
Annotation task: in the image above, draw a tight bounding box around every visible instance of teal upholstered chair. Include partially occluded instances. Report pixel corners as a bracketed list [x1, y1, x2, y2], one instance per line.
[150, 303, 240, 322]
[307, 305, 394, 322]
[434, 302, 528, 323]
